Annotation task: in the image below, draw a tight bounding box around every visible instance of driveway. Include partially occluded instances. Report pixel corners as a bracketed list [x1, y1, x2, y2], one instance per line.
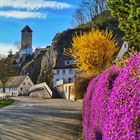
[0, 97, 82, 140]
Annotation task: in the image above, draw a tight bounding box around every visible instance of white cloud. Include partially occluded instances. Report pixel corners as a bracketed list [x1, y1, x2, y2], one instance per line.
[0, 42, 17, 55]
[0, 0, 72, 10]
[0, 10, 47, 19]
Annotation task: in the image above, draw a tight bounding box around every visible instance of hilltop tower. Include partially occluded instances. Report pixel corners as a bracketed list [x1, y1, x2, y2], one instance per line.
[19, 25, 33, 57]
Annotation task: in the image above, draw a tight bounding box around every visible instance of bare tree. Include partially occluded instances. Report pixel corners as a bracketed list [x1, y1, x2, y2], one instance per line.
[73, 9, 87, 25]
[8, 48, 13, 56]
[0, 58, 10, 92]
[74, 0, 107, 25]
[0, 56, 14, 92]
[14, 41, 21, 51]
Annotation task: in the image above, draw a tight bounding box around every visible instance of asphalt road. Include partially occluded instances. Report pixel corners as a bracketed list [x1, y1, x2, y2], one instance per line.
[0, 97, 82, 140]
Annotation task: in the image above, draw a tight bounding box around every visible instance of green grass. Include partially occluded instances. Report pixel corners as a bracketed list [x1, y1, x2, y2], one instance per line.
[77, 131, 83, 140]
[0, 99, 15, 108]
[77, 126, 83, 140]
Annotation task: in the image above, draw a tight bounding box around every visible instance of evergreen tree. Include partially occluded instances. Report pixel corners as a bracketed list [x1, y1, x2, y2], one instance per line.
[107, 0, 140, 49]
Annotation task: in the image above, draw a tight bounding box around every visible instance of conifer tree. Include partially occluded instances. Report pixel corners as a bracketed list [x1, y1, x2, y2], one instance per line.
[107, 0, 140, 49]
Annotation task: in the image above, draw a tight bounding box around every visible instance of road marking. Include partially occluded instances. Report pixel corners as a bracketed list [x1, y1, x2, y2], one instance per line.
[20, 104, 33, 107]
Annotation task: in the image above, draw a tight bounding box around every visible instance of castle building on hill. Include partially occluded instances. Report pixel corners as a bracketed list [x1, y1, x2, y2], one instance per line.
[19, 25, 33, 58]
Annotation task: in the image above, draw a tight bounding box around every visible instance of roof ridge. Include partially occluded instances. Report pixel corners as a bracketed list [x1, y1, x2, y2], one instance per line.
[21, 25, 33, 32]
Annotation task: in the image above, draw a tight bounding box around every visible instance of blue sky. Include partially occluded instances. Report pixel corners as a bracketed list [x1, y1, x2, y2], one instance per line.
[0, 0, 81, 55]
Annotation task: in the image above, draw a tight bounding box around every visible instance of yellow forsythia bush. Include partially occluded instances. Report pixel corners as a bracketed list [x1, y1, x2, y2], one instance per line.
[67, 29, 118, 75]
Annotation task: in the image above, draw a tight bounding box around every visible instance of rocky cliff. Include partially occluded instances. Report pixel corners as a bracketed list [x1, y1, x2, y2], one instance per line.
[20, 51, 44, 84]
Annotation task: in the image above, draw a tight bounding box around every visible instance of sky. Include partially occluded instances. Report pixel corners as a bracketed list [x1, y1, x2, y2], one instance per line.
[0, 0, 81, 55]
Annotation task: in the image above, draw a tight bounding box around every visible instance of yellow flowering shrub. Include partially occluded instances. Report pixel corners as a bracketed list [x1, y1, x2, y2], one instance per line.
[67, 29, 117, 75]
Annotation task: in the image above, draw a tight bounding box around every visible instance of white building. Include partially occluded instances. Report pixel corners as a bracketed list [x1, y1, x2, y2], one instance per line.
[53, 55, 76, 87]
[19, 25, 33, 58]
[53, 55, 76, 100]
[0, 75, 34, 96]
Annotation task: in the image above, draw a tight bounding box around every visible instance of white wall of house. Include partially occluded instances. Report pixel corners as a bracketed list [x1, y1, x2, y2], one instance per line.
[0, 88, 18, 96]
[0, 76, 34, 96]
[0, 88, 3, 93]
[19, 48, 33, 58]
[63, 83, 75, 100]
[56, 82, 75, 100]
[6, 88, 18, 96]
[17, 76, 34, 95]
[53, 68, 76, 87]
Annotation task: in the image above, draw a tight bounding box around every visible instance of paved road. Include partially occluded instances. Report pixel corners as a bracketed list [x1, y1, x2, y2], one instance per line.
[0, 97, 82, 140]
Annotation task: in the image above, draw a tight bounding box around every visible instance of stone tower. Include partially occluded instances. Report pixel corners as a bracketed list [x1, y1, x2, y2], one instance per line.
[19, 25, 33, 57]
[21, 25, 32, 49]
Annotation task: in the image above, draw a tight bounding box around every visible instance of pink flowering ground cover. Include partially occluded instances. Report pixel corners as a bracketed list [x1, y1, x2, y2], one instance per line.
[89, 66, 119, 140]
[104, 54, 140, 140]
[83, 76, 100, 140]
[83, 53, 140, 140]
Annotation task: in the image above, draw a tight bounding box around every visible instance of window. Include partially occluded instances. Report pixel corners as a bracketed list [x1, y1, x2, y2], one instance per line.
[20, 87, 23, 91]
[62, 69, 65, 74]
[69, 69, 73, 74]
[68, 78, 72, 83]
[57, 70, 59, 74]
[23, 82, 25, 85]
[66, 60, 70, 65]
[56, 79, 59, 81]
[28, 83, 31, 86]
[65, 60, 70, 65]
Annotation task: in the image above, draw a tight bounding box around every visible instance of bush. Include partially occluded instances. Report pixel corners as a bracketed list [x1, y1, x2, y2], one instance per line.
[82, 53, 140, 140]
[83, 76, 100, 140]
[83, 66, 119, 140]
[67, 28, 117, 75]
[104, 53, 140, 139]
[74, 75, 93, 99]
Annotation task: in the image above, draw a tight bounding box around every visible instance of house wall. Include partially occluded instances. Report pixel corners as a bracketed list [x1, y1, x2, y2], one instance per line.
[0, 88, 3, 92]
[19, 48, 33, 57]
[0, 76, 34, 96]
[0, 88, 18, 96]
[63, 83, 75, 100]
[56, 83, 75, 100]
[6, 88, 18, 96]
[17, 76, 34, 95]
[53, 68, 76, 87]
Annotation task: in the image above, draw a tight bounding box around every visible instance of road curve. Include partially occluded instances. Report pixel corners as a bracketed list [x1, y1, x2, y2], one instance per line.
[0, 97, 82, 140]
